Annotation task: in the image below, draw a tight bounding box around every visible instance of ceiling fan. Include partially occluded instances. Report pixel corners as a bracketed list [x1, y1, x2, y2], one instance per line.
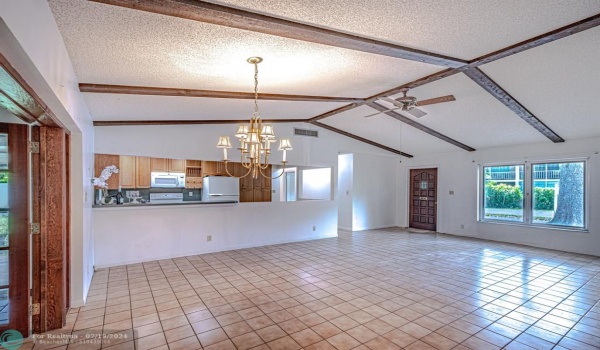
[364, 88, 456, 118]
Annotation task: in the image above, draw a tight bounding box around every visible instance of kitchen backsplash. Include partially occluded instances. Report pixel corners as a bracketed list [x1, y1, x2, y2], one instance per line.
[104, 188, 202, 203]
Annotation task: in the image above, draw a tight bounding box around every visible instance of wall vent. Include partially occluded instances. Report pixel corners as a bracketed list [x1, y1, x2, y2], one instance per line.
[294, 128, 319, 138]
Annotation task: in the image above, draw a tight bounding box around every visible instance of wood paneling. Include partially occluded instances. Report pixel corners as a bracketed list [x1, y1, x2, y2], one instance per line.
[89, 0, 466, 68]
[135, 156, 151, 188]
[119, 155, 136, 188]
[39, 126, 68, 331]
[463, 67, 564, 143]
[79, 84, 363, 102]
[0, 123, 30, 335]
[94, 154, 120, 189]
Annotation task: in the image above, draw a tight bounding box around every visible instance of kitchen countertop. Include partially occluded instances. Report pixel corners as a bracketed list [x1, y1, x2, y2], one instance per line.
[92, 200, 237, 208]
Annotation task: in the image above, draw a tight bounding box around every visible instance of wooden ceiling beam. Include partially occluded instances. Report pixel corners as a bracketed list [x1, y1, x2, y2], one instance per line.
[470, 13, 600, 66]
[310, 121, 413, 157]
[79, 83, 363, 103]
[463, 68, 563, 143]
[310, 13, 600, 125]
[366, 102, 476, 152]
[93, 119, 306, 126]
[89, 0, 466, 68]
[308, 103, 363, 122]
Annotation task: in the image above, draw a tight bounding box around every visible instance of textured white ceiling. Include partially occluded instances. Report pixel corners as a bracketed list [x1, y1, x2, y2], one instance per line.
[322, 105, 457, 156]
[383, 73, 549, 149]
[46, 0, 600, 156]
[212, 0, 600, 59]
[48, 0, 441, 98]
[84, 94, 347, 121]
[480, 27, 600, 141]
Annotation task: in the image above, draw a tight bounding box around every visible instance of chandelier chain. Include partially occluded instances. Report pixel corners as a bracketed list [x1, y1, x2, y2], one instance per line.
[254, 62, 259, 115]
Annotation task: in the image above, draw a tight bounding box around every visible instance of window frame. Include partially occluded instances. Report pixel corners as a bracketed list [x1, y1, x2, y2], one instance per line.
[478, 158, 588, 231]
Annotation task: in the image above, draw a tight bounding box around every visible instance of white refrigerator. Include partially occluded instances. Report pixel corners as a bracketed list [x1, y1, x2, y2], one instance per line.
[202, 176, 240, 202]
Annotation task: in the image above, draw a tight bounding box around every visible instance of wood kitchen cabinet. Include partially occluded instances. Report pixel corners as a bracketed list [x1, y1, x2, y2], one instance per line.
[238, 164, 271, 202]
[94, 153, 120, 190]
[202, 161, 228, 176]
[151, 158, 185, 172]
[136, 156, 151, 188]
[150, 158, 168, 172]
[169, 159, 185, 172]
[118, 155, 151, 188]
[119, 155, 136, 188]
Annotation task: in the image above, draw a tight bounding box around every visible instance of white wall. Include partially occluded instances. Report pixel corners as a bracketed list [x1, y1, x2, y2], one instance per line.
[94, 124, 393, 166]
[0, 1, 95, 307]
[352, 152, 399, 231]
[399, 137, 600, 256]
[337, 154, 353, 231]
[93, 201, 338, 268]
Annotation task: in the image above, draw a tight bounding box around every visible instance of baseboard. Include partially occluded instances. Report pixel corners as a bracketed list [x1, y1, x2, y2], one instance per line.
[95, 233, 339, 269]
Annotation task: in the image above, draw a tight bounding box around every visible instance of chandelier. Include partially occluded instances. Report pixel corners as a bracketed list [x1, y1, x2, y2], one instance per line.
[217, 57, 292, 179]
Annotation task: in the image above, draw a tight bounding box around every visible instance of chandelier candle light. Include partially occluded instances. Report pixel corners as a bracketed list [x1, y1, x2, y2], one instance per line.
[217, 57, 292, 179]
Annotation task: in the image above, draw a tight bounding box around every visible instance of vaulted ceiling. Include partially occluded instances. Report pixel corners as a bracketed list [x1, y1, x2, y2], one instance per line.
[47, 0, 600, 157]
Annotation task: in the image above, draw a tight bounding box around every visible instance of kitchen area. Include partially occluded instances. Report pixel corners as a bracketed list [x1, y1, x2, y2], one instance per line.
[93, 154, 273, 206]
[92, 152, 338, 269]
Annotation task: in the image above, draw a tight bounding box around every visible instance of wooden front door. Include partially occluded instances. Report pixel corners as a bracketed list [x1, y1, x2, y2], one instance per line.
[409, 168, 437, 231]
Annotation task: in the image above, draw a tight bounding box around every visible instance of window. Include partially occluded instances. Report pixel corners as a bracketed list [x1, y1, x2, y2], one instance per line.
[480, 160, 586, 229]
[483, 165, 524, 222]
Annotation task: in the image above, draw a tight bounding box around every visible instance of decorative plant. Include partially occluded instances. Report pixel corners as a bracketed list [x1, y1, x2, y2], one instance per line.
[93, 165, 119, 190]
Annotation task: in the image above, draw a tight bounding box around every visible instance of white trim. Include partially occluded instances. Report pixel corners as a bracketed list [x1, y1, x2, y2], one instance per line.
[94, 234, 338, 269]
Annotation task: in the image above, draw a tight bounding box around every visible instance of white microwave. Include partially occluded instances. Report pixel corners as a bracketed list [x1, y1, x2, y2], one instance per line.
[150, 172, 185, 188]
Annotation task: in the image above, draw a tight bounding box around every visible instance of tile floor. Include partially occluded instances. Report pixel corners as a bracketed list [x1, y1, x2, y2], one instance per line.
[23, 229, 600, 349]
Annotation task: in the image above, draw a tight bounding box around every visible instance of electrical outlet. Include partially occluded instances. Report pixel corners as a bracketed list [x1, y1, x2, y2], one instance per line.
[312, 226, 316, 231]
[207, 235, 212, 242]
[449, 190, 454, 195]
[189, 192, 193, 196]
[461, 224, 465, 229]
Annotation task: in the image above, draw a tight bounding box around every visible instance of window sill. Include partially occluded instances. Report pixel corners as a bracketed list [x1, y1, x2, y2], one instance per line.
[478, 219, 589, 233]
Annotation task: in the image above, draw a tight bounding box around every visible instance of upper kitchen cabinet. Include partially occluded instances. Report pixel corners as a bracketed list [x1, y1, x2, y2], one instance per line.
[118, 155, 151, 188]
[94, 153, 120, 190]
[136, 157, 151, 188]
[202, 161, 228, 177]
[150, 158, 185, 173]
[169, 159, 185, 172]
[119, 155, 136, 188]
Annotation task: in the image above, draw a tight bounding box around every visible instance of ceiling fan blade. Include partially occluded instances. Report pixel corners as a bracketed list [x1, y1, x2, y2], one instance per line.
[416, 95, 456, 107]
[407, 107, 428, 118]
[378, 96, 404, 108]
[364, 107, 401, 118]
